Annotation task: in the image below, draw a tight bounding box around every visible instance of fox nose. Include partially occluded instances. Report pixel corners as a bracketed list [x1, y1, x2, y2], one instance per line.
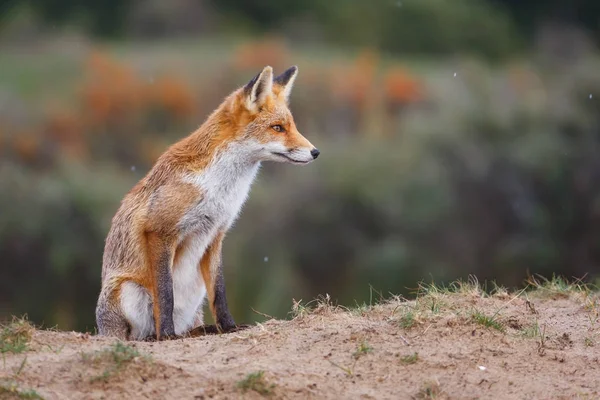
[311, 148, 320, 159]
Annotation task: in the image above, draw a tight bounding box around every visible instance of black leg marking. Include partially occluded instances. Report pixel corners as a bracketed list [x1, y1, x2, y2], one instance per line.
[157, 250, 175, 338]
[213, 266, 236, 332]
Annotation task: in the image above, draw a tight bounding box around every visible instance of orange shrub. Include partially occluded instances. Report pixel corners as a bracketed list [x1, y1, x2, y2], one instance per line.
[44, 108, 83, 144]
[12, 131, 40, 163]
[507, 65, 543, 95]
[233, 36, 291, 72]
[149, 75, 196, 119]
[302, 66, 322, 87]
[382, 66, 424, 105]
[330, 49, 379, 109]
[80, 50, 145, 125]
[80, 82, 112, 125]
[79, 49, 197, 129]
[43, 108, 89, 161]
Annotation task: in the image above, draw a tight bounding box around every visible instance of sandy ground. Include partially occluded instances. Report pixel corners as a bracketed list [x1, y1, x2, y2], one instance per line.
[1, 286, 599, 399]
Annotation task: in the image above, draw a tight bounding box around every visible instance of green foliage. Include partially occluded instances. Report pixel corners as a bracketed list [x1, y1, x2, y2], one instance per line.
[8, 0, 600, 59]
[315, 0, 519, 60]
[103, 342, 141, 364]
[399, 311, 417, 329]
[236, 371, 275, 396]
[490, 0, 600, 42]
[472, 310, 505, 332]
[0, 161, 136, 331]
[213, 0, 316, 30]
[4, 0, 134, 37]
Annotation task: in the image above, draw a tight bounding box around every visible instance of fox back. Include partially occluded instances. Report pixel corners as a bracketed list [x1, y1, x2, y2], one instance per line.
[95, 65, 319, 341]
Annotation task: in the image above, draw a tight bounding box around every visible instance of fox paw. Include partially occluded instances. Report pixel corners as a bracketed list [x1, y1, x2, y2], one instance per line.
[141, 333, 181, 342]
[159, 333, 181, 341]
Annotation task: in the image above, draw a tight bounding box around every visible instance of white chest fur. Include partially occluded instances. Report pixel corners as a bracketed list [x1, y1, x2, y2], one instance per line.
[171, 142, 261, 334]
[183, 142, 262, 232]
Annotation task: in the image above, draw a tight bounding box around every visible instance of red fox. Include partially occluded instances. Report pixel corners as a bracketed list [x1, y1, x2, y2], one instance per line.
[95, 65, 319, 340]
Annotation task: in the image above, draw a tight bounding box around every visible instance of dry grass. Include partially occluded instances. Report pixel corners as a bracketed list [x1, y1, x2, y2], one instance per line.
[414, 379, 445, 399]
[400, 352, 420, 365]
[0, 381, 44, 399]
[352, 340, 373, 360]
[0, 317, 34, 355]
[236, 371, 276, 396]
[526, 275, 595, 299]
[80, 342, 150, 383]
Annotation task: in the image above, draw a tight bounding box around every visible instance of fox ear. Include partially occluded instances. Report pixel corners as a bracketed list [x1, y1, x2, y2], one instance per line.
[244, 66, 273, 112]
[274, 65, 298, 102]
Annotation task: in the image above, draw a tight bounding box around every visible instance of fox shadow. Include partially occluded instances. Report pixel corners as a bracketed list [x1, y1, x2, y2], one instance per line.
[142, 324, 252, 342]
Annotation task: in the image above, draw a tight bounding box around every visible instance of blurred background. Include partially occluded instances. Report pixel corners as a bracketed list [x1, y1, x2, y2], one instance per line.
[1, 0, 600, 332]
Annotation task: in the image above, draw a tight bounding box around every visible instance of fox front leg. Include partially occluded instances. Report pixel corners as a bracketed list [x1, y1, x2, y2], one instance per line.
[213, 264, 236, 331]
[156, 250, 177, 338]
[200, 231, 236, 332]
[147, 232, 177, 340]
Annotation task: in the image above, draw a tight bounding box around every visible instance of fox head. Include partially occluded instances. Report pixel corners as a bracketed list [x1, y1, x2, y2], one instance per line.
[229, 65, 319, 165]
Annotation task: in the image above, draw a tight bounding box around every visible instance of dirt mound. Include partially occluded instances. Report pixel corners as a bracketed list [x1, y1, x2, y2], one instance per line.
[1, 282, 599, 399]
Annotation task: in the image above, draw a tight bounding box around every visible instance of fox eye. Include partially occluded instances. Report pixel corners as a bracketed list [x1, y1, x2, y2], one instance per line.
[271, 124, 285, 133]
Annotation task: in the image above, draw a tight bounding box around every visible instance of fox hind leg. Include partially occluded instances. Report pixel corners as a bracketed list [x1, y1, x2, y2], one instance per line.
[96, 289, 130, 340]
